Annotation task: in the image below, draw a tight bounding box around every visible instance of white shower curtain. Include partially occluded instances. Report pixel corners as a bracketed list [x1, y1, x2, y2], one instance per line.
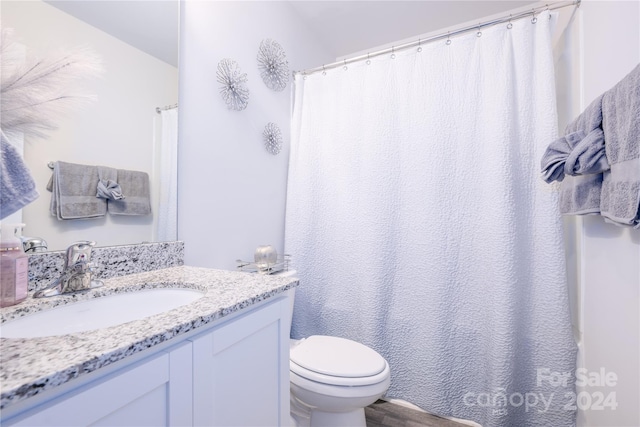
[156, 108, 178, 241]
[285, 12, 576, 427]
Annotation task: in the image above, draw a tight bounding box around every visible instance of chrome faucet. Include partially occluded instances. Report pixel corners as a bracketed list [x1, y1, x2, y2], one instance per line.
[34, 241, 104, 298]
[21, 236, 48, 253]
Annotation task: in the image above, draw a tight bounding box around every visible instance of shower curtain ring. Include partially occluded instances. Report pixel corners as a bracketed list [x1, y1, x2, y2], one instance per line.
[476, 24, 482, 37]
[343, 59, 348, 71]
[531, 9, 538, 23]
[366, 53, 371, 65]
[391, 46, 396, 59]
[322, 65, 326, 75]
[446, 32, 452, 45]
[417, 38, 422, 53]
[507, 14, 513, 29]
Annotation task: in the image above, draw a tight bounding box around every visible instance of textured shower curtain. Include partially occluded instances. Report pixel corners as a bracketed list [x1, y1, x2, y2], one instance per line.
[285, 11, 577, 427]
[156, 108, 178, 241]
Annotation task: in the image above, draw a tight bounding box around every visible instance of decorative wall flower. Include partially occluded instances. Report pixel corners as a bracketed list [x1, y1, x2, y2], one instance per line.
[216, 58, 249, 111]
[263, 122, 282, 155]
[257, 39, 289, 92]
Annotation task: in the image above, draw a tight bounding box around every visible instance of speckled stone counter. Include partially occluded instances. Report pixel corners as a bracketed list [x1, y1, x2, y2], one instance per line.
[0, 266, 298, 410]
[27, 241, 184, 292]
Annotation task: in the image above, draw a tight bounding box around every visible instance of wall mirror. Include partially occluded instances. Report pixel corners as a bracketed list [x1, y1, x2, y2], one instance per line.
[1, 0, 179, 251]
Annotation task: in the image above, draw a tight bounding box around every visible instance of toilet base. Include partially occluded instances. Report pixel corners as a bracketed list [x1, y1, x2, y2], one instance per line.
[310, 407, 366, 427]
[290, 366, 390, 427]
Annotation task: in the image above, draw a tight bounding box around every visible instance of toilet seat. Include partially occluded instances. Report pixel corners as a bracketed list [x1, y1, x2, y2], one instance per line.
[291, 360, 390, 387]
[290, 335, 389, 387]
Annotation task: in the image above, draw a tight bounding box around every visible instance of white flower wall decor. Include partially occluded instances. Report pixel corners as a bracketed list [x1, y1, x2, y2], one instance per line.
[263, 122, 283, 155]
[216, 58, 249, 111]
[257, 39, 289, 92]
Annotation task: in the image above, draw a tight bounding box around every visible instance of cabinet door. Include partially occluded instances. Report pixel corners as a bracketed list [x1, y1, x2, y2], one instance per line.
[7, 342, 192, 427]
[192, 298, 290, 427]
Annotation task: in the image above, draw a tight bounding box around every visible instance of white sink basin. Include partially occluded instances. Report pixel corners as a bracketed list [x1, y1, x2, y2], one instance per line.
[0, 288, 204, 339]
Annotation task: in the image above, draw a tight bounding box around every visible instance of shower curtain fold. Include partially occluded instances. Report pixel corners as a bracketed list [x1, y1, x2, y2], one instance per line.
[156, 108, 178, 241]
[285, 11, 576, 427]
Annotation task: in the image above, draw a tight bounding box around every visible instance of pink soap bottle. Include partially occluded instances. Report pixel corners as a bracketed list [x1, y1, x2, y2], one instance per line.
[0, 223, 28, 307]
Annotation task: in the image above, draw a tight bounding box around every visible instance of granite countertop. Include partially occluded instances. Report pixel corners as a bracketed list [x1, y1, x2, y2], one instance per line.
[0, 266, 298, 410]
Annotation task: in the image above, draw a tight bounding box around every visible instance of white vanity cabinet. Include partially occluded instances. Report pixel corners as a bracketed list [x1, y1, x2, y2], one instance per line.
[192, 296, 290, 426]
[2, 296, 290, 427]
[6, 342, 193, 427]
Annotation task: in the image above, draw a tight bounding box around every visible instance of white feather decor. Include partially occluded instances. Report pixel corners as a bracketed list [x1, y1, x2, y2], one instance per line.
[257, 39, 289, 92]
[1, 29, 103, 139]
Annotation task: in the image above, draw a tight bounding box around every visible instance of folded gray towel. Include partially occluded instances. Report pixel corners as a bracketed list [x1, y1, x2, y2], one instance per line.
[108, 169, 151, 216]
[565, 128, 609, 176]
[48, 161, 106, 220]
[555, 95, 609, 214]
[0, 132, 39, 219]
[541, 131, 586, 182]
[96, 179, 124, 200]
[541, 95, 609, 183]
[96, 166, 124, 200]
[600, 64, 640, 227]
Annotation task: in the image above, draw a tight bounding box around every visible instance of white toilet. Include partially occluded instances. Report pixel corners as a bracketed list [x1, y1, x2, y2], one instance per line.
[281, 271, 391, 427]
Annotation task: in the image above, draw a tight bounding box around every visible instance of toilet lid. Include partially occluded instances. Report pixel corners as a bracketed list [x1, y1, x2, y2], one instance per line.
[290, 335, 387, 378]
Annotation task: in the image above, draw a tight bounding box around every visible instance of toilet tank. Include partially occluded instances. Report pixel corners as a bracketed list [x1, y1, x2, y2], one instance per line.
[275, 269, 298, 336]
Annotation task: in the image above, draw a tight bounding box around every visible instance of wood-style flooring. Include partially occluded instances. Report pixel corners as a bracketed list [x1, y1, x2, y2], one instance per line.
[365, 400, 469, 427]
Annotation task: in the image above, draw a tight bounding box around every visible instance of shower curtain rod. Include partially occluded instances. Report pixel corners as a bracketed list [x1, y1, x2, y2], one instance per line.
[156, 103, 178, 113]
[295, 0, 580, 77]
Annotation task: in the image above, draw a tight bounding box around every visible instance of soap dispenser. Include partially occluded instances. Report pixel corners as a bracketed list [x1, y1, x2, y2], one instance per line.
[0, 223, 29, 307]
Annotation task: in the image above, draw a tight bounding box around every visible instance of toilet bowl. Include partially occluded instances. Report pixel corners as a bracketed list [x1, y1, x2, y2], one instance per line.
[280, 270, 391, 427]
[290, 335, 390, 427]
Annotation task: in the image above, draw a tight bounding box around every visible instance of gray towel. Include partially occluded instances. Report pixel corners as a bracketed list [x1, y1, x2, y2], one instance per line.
[0, 132, 39, 219]
[96, 166, 124, 201]
[541, 94, 609, 183]
[541, 130, 587, 182]
[554, 95, 608, 214]
[48, 161, 106, 220]
[108, 169, 151, 216]
[559, 173, 603, 216]
[565, 128, 609, 175]
[600, 64, 640, 227]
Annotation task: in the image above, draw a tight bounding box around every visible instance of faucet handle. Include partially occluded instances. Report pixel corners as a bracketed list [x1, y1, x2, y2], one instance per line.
[65, 241, 96, 267]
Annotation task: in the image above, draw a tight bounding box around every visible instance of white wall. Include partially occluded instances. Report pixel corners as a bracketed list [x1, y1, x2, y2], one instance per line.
[1, 1, 178, 250]
[555, 2, 640, 426]
[576, 2, 640, 426]
[178, 1, 333, 270]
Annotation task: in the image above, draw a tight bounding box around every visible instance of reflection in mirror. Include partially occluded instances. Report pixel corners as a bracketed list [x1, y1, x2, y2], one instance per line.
[1, 0, 179, 251]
